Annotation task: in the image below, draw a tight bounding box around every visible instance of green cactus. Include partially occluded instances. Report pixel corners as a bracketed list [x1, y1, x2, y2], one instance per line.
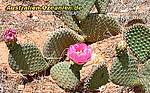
[50, 62, 81, 91]
[8, 43, 49, 75]
[49, 0, 79, 33]
[110, 46, 140, 87]
[58, 15, 82, 34]
[139, 60, 150, 93]
[85, 65, 109, 90]
[50, 0, 69, 5]
[43, 29, 84, 66]
[49, 0, 81, 33]
[50, 0, 95, 21]
[125, 25, 150, 62]
[80, 13, 120, 43]
[69, 0, 96, 21]
[49, 0, 96, 33]
[94, 0, 110, 14]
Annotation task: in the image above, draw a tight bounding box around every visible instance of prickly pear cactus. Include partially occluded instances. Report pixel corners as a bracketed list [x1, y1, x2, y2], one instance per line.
[43, 29, 84, 66]
[125, 25, 150, 62]
[50, 0, 96, 21]
[95, 0, 110, 14]
[50, 0, 69, 5]
[85, 65, 109, 90]
[49, 0, 82, 32]
[69, 0, 96, 21]
[49, 0, 81, 32]
[50, 0, 96, 33]
[8, 43, 49, 75]
[110, 44, 140, 87]
[80, 13, 120, 43]
[139, 60, 150, 93]
[60, 15, 82, 34]
[50, 62, 80, 91]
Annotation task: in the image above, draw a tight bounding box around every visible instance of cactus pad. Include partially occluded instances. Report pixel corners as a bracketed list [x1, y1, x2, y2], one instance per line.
[85, 65, 109, 90]
[59, 15, 82, 34]
[80, 13, 120, 43]
[50, 62, 80, 90]
[43, 29, 84, 66]
[50, 0, 69, 5]
[69, 0, 96, 21]
[139, 60, 150, 93]
[110, 47, 140, 87]
[49, 0, 82, 33]
[50, 0, 95, 33]
[8, 43, 48, 75]
[50, 0, 95, 21]
[125, 25, 150, 62]
[95, 0, 110, 14]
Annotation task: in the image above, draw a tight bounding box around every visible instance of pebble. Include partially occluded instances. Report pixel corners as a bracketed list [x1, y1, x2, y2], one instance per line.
[18, 85, 24, 91]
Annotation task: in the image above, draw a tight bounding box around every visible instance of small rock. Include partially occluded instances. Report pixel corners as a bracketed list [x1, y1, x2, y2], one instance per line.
[99, 85, 106, 92]
[18, 85, 24, 91]
[32, 16, 39, 22]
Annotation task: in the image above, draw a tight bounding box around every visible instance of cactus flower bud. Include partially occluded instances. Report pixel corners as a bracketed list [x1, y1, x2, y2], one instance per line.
[67, 43, 92, 65]
[2, 28, 16, 43]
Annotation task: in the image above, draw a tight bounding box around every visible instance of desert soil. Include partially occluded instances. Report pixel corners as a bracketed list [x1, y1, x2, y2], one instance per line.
[0, 0, 150, 93]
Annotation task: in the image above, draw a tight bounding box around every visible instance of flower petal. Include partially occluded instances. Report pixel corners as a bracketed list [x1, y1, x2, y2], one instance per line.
[67, 43, 92, 65]
[2, 28, 17, 42]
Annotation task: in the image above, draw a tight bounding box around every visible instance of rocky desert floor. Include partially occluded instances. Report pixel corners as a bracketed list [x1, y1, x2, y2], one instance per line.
[0, 0, 150, 93]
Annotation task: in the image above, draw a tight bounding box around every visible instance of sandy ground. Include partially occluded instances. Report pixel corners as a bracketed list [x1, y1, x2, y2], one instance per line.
[0, 0, 150, 93]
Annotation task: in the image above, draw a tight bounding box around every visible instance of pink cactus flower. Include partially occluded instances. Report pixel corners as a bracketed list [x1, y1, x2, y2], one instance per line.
[2, 28, 16, 43]
[67, 43, 92, 65]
